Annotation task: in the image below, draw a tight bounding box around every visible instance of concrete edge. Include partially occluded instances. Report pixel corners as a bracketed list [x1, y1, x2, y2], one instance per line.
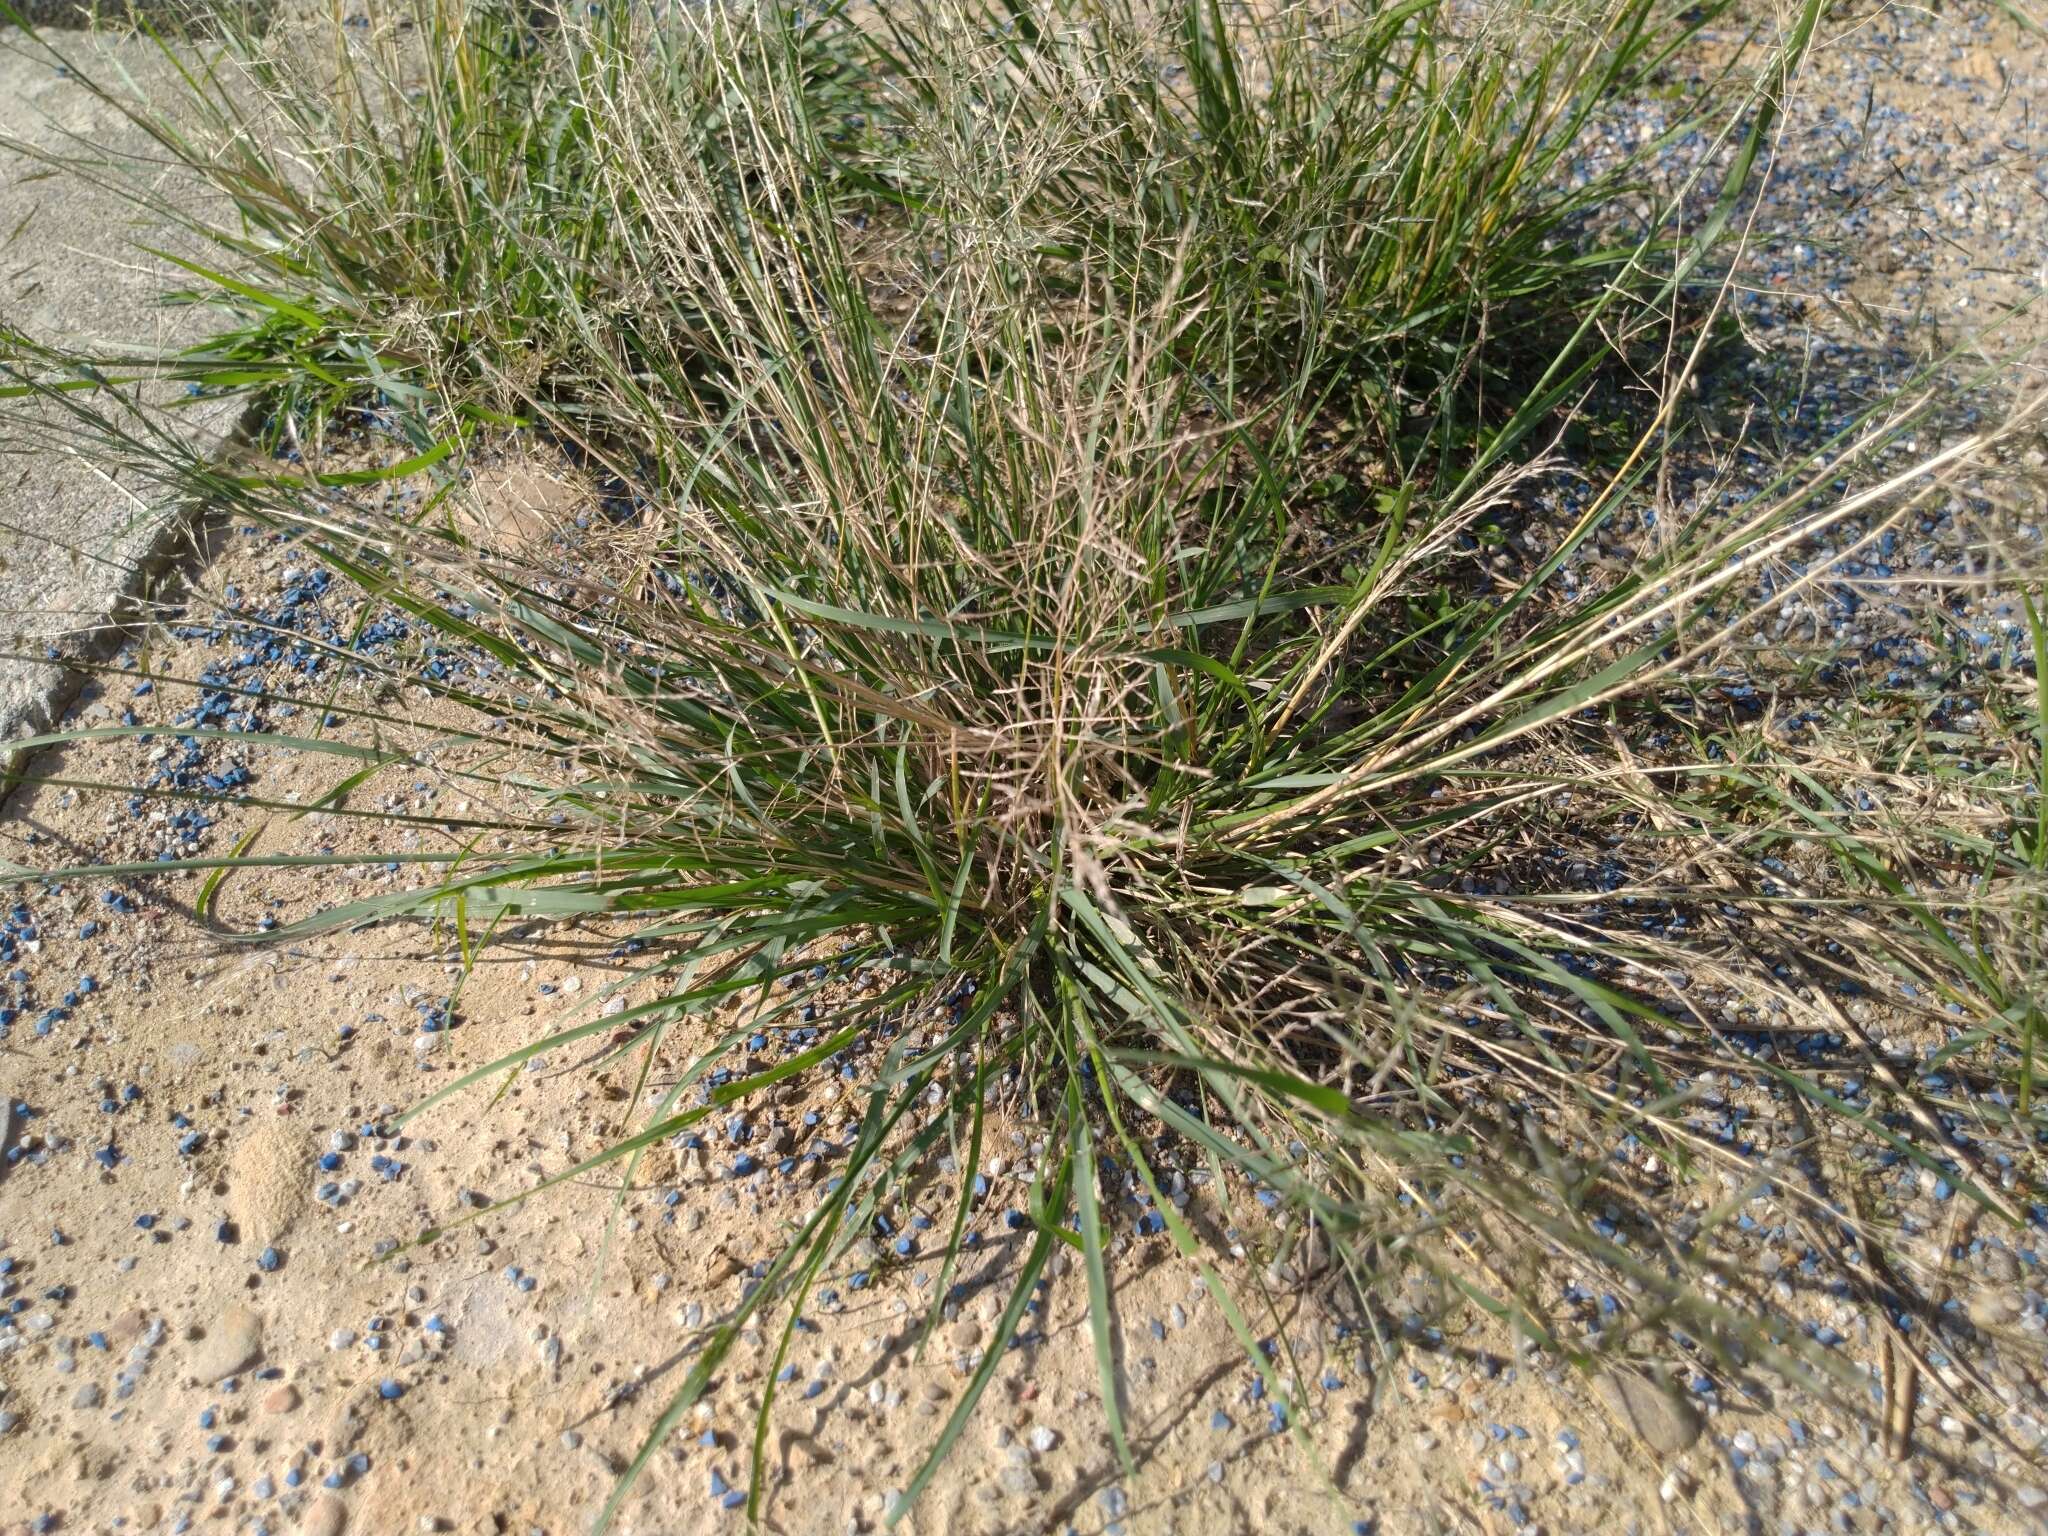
[1, 401, 263, 809]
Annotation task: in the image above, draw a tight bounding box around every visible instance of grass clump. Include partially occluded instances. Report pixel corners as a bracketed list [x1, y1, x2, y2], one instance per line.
[4, 0, 2045, 1525]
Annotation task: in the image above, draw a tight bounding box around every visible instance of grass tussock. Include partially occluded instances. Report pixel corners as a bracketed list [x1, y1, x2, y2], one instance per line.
[3, 0, 2046, 1523]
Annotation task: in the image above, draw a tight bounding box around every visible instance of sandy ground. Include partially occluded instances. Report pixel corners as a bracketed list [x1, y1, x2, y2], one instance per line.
[2, 5, 2046, 1536]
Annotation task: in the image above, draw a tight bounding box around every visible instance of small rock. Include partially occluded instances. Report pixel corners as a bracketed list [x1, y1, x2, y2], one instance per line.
[264, 1385, 301, 1415]
[949, 1319, 982, 1350]
[1593, 1369, 1701, 1455]
[302, 1495, 348, 1536]
[996, 1464, 1037, 1497]
[190, 1306, 264, 1382]
[73, 1382, 104, 1410]
[1966, 1291, 2019, 1331]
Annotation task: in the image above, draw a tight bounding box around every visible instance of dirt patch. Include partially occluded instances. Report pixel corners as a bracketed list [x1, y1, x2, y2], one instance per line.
[226, 1120, 311, 1249]
[459, 462, 592, 555]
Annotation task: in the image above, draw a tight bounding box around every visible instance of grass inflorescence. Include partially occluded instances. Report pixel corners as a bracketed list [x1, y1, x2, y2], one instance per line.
[3, 0, 2045, 1524]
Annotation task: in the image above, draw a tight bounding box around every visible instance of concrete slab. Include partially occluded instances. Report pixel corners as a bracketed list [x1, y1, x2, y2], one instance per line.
[0, 29, 238, 771]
